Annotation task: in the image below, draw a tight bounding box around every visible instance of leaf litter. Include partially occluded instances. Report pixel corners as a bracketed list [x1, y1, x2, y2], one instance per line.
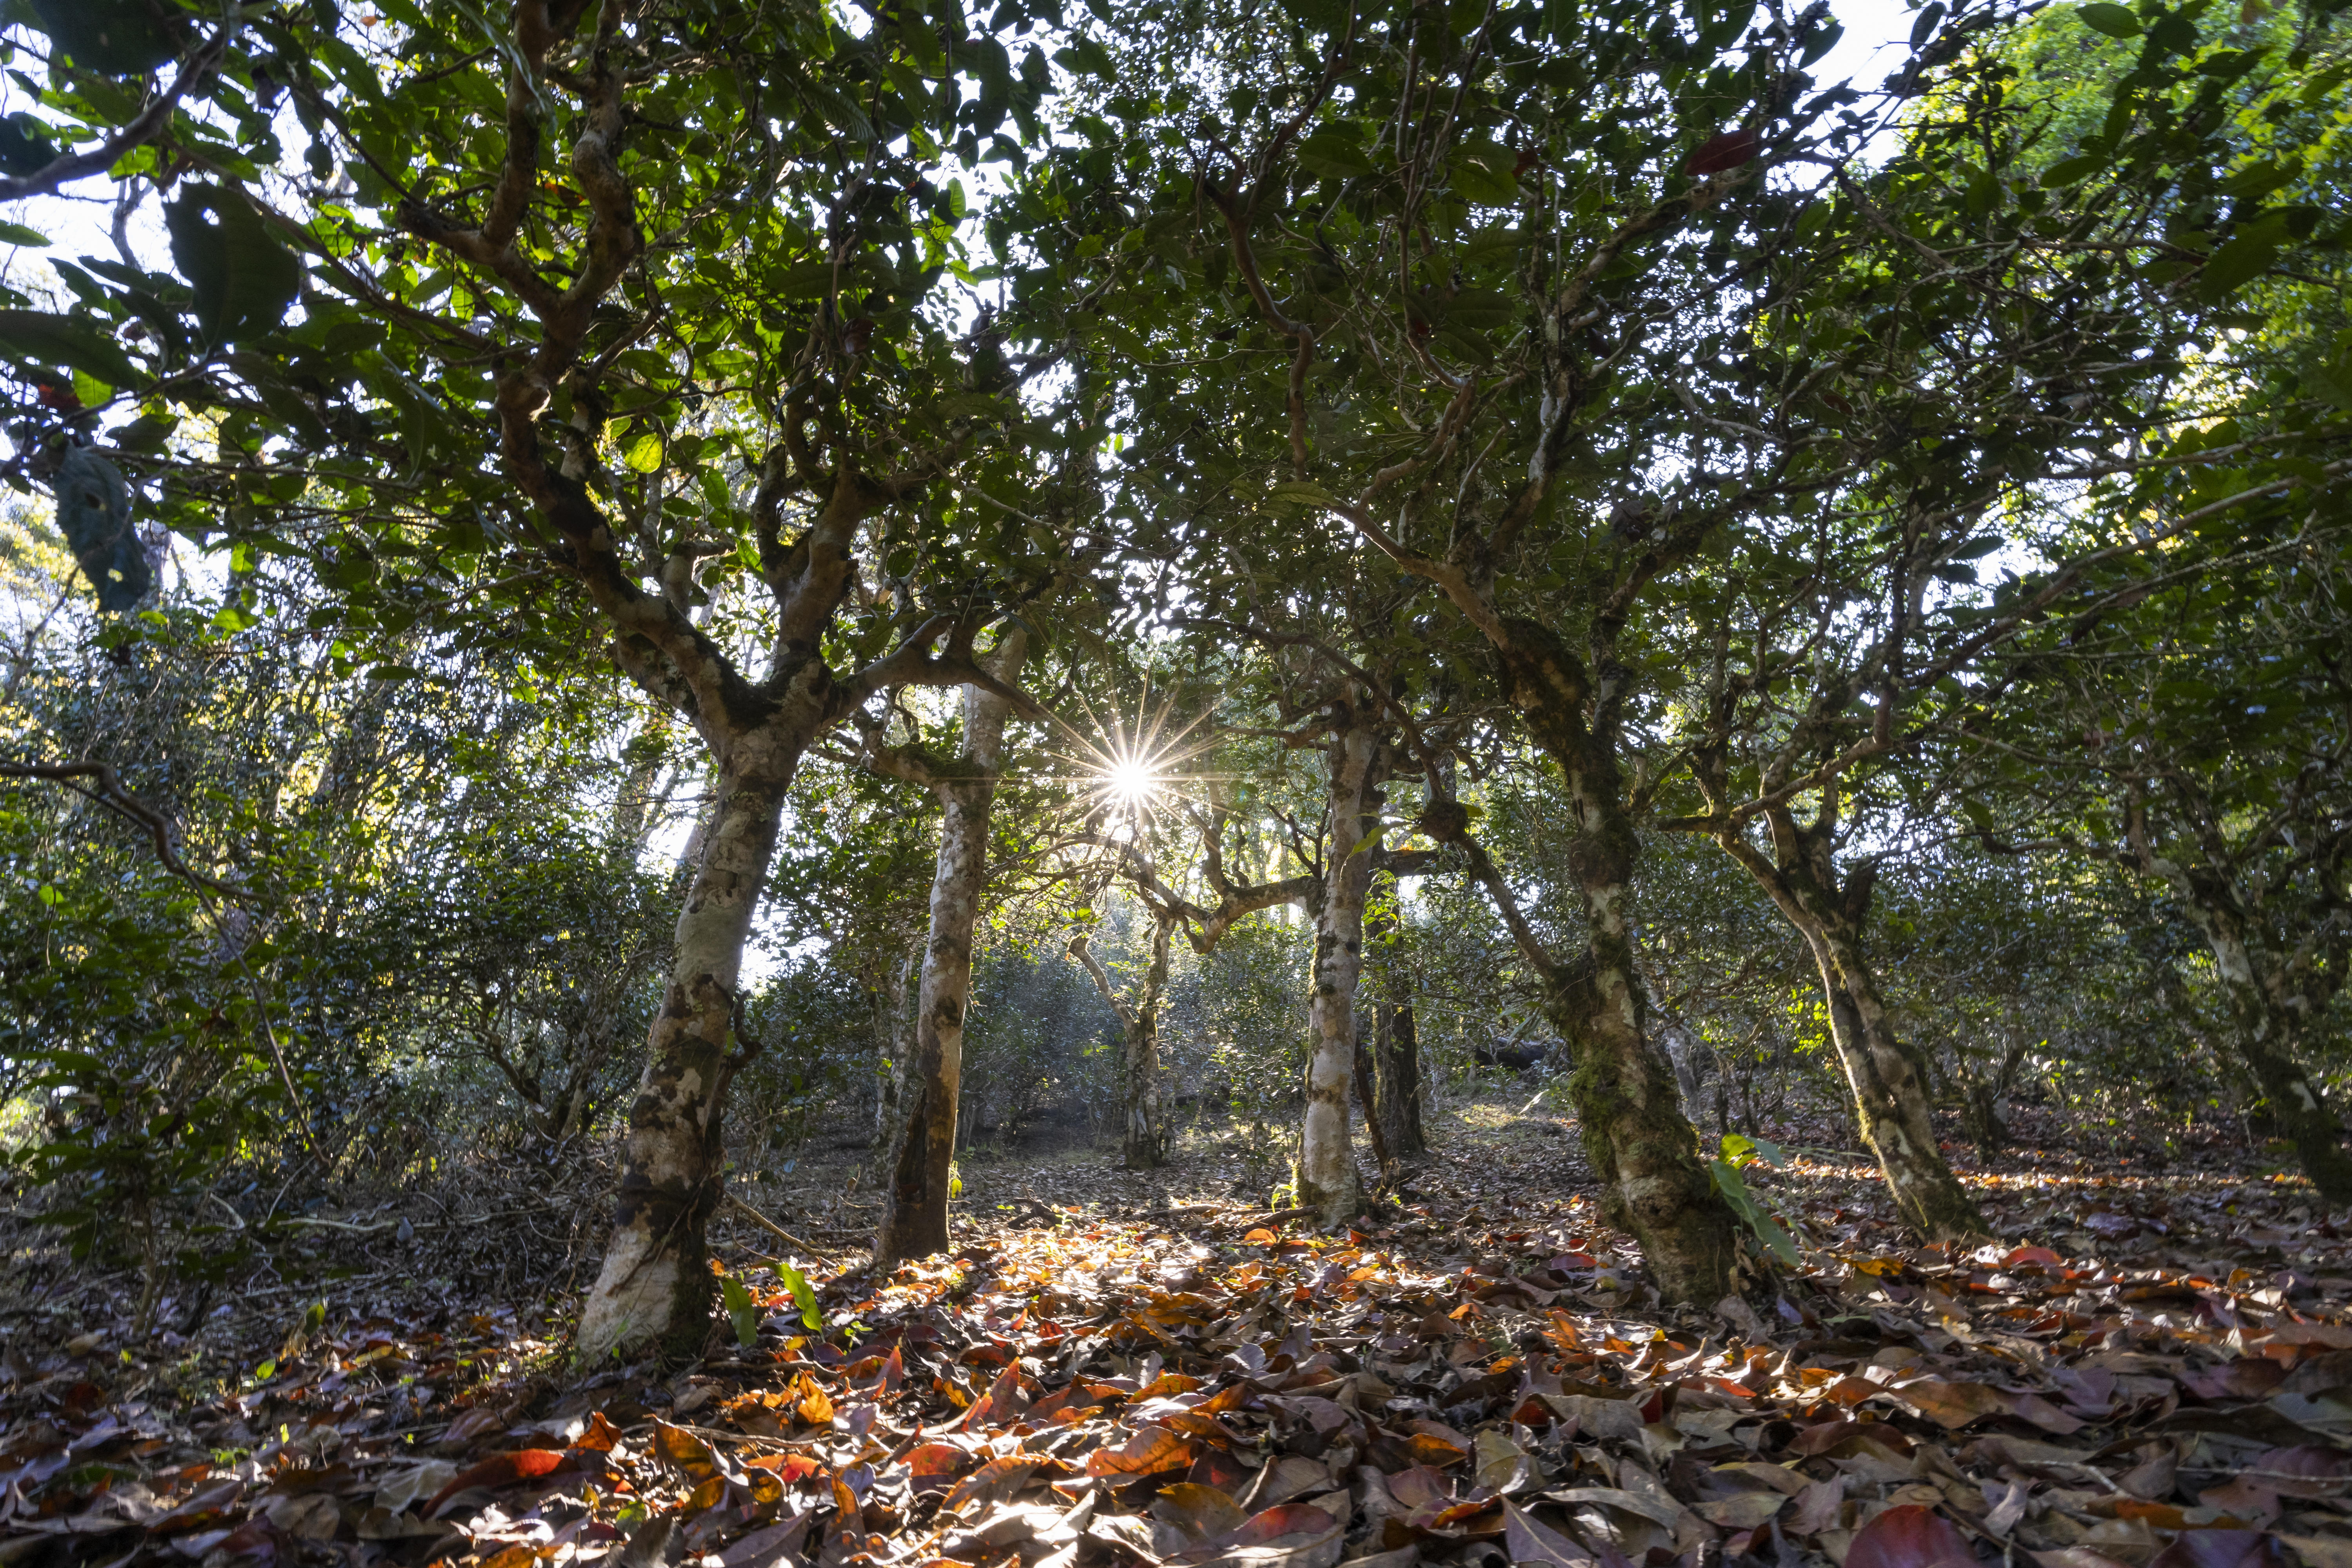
[9, 1111, 2352, 1568]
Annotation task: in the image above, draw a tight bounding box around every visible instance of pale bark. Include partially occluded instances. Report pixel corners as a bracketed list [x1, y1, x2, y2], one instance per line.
[1298, 707, 1378, 1226]
[577, 760, 791, 1360]
[873, 628, 1029, 1267]
[1707, 805, 1988, 1241]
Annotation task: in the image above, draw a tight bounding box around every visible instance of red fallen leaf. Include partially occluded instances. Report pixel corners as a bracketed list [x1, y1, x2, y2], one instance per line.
[1156, 1482, 1250, 1541]
[1385, 1465, 1454, 1510]
[900, 1443, 969, 1495]
[942, 1455, 1040, 1512]
[1890, 1379, 2083, 1435]
[422, 1449, 568, 1517]
[1189, 1502, 1346, 1553]
[1086, 1426, 1195, 1477]
[749, 1452, 828, 1486]
[720, 1512, 815, 1568]
[652, 1423, 724, 1484]
[2183, 1360, 2288, 1400]
[2147, 1532, 2284, 1568]
[1846, 1505, 1980, 1568]
[1686, 128, 1758, 175]
[1245, 1229, 1278, 1245]
[574, 1411, 624, 1453]
[959, 1365, 1025, 1428]
[1406, 1434, 1469, 1466]
[2006, 1247, 2065, 1268]
[1504, 1499, 1600, 1568]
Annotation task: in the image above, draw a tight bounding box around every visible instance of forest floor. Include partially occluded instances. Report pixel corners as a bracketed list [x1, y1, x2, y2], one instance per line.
[6, 1088, 2350, 1568]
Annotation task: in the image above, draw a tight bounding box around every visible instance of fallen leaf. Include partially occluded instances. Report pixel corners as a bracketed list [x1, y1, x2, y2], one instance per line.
[422, 1448, 569, 1517]
[1845, 1505, 1979, 1568]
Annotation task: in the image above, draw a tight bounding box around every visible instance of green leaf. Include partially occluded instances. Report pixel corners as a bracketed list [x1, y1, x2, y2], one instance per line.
[0, 309, 141, 387]
[28, 0, 182, 74]
[111, 413, 177, 455]
[0, 221, 50, 248]
[2197, 234, 2280, 301]
[775, 1260, 822, 1332]
[165, 184, 301, 345]
[2075, 2, 2141, 36]
[2039, 152, 2107, 188]
[622, 430, 665, 472]
[1297, 128, 1376, 180]
[1708, 1158, 1801, 1266]
[0, 116, 58, 177]
[52, 445, 147, 613]
[720, 1275, 760, 1348]
[1267, 480, 1339, 508]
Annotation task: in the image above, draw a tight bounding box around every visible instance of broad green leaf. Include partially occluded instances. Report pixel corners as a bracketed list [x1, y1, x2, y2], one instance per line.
[165, 184, 301, 345]
[2197, 234, 2280, 301]
[623, 430, 665, 472]
[2074, 3, 2141, 37]
[2039, 152, 2106, 188]
[28, 0, 182, 73]
[720, 1275, 760, 1347]
[776, 1260, 822, 1331]
[1298, 129, 1376, 180]
[0, 309, 141, 386]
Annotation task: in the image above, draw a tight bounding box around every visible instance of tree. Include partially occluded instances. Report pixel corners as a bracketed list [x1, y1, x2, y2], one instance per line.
[0, 0, 1127, 1357]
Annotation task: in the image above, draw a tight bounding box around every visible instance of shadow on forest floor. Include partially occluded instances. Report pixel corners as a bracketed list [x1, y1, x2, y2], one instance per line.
[6, 1091, 2349, 1568]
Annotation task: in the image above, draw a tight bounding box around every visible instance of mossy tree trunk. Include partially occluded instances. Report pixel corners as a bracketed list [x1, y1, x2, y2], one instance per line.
[1706, 800, 1990, 1241]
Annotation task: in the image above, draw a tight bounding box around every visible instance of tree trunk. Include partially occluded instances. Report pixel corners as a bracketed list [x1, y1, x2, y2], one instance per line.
[1492, 616, 1741, 1305]
[1708, 807, 1989, 1241]
[1122, 915, 1174, 1168]
[873, 945, 916, 1137]
[576, 757, 793, 1362]
[1071, 911, 1178, 1170]
[1298, 708, 1377, 1226]
[873, 630, 1027, 1268]
[2194, 910, 2352, 1203]
[1363, 895, 1424, 1158]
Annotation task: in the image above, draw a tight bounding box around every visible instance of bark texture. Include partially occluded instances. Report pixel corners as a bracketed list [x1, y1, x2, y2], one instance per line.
[873, 629, 1029, 1268]
[2109, 789, 2352, 1204]
[2189, 904, 2352, 1202]
[1486, 615, 1742, 1305]
[1363, 895, 1424, 1160]
[1298, 705, 1380, 1226]
[1708, 804, 1988, 1241]
[577, 763, 791, 1360]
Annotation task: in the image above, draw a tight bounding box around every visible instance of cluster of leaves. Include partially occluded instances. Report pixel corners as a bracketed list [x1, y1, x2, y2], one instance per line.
[18, 1140, 2352, 1568]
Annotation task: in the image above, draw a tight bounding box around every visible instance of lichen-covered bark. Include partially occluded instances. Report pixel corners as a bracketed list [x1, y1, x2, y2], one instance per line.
[2194, 909, 2352, 1204]
[874, 630, 1027, 1268]
[1709, 807, 1988, 1241]
[1122, 917, 1174, 1168]
[1299, 708, 1379, 1226]
[1492, 616, 1741, 1305]
[577, 759, 793, 1361]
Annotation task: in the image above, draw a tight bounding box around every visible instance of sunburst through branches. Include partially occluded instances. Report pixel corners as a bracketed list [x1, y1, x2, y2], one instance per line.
[1038, 675, 1225, 837]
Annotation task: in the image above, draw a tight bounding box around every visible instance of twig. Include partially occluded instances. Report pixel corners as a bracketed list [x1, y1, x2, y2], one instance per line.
[727, 1192, 837, 1261]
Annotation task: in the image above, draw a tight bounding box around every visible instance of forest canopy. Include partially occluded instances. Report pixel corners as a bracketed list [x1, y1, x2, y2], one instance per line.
[0, 0, 2349, 1415]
